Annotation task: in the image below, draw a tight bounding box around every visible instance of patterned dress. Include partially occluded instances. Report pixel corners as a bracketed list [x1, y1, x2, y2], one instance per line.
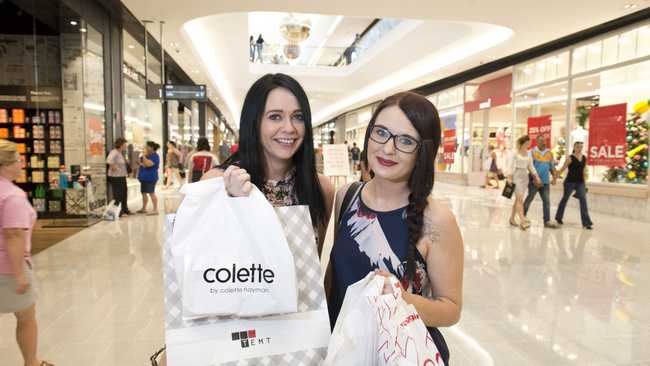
[329, 183, 450, 365]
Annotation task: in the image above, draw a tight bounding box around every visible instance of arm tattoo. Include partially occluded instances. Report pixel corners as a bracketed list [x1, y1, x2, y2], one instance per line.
[423, 216, 441, 244]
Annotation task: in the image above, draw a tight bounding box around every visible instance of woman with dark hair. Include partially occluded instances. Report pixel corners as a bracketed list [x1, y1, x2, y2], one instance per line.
[508, 135, 541, 231]
[555, 141, 593, 229]
[187, 137, 218, 183]
[325, 92, 464, 365]
[202, 73, 335, 243]
[137, 141, 161, 215]
[107, 137, 130, 217]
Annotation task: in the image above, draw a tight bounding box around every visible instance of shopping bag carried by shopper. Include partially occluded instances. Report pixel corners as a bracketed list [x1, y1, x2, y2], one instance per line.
[102, 200, 121, 221]
[502, 181, 516, 199]
[375, 276, 444, 366]
[163, 201, 330, 366]
[322, 272, 383, 366]
[171, 177, 297, 319]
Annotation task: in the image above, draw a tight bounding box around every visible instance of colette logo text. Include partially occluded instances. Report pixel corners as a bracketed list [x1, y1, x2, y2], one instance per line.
[203, 264, 275, 284]
[400, 314, 420, 327]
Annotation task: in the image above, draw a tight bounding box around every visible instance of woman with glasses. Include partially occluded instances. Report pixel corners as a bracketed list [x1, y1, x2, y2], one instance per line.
[324, 92, 464, 365]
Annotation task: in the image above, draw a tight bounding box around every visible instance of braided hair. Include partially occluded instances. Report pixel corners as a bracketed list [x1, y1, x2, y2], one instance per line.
[361, 92, 441, 286]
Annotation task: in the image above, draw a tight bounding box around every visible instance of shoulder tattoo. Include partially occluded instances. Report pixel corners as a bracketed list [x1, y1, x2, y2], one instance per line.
[423, 215, 441, 244]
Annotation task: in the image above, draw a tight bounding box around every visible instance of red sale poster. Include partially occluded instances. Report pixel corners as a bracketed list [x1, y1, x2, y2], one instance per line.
[527, 115, 552, 149]
[442, 129, 456, 164]
[588, 103, 627, 166]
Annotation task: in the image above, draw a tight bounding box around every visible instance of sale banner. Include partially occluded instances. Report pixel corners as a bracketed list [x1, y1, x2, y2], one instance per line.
[588, 103, 627, 166]
[527, 115, 552, 149]
[442, 129, 456, 164]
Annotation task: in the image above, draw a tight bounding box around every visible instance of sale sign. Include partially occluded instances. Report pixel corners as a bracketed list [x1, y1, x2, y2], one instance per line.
[442, 129, 456, 164]
[588, 103, 627, 166]
[527, 115, 552, 149]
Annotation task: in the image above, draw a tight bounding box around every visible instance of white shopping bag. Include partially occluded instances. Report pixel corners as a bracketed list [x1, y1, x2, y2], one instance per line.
[171, 178, 297, 319]
[163, 204, 330, 366]
[102, 200, 121, 221]
[376, 277, 444, 366]
[324, 272, 443, 366]
[322, 272, 383, 366]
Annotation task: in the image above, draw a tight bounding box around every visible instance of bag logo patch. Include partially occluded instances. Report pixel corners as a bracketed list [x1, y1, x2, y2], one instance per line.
[231, 329, 271, 348]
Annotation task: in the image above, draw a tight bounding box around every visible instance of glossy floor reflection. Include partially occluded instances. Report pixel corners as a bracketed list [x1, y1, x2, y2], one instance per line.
[0, 184, 648, 365]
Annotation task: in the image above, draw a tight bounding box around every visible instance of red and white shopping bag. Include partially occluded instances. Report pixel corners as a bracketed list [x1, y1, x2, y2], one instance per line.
[324, 272, 443, 366]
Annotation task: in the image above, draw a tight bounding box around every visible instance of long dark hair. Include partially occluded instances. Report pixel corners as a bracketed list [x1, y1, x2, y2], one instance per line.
[196, 137, 211, 152]
[223, 73, 326, 226]
[362, 92, 441, 285]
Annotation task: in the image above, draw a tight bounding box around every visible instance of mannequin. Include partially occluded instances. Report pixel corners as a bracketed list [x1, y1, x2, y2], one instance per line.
[570, 125, 589, 151]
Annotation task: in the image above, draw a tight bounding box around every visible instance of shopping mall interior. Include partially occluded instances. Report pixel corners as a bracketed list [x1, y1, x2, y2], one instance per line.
[0, 0, 649, 365]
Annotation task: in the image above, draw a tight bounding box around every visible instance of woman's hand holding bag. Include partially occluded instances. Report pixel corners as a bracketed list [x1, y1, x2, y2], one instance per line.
[223, 165, 253, 197]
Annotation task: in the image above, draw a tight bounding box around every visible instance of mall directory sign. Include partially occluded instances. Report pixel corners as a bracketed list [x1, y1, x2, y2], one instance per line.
[163, 84, 207, 101]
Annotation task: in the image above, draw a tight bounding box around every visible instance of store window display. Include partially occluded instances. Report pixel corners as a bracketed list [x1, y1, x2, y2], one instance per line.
[514, 81, 569, 166]
[570, 60, 650, 184]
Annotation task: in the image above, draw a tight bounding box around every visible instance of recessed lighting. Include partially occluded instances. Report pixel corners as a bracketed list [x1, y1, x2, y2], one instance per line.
[128, 44, 135, 49]
[561, 102, 567, 106]
[539, 92, 545, 96]
[624, 3, 638, 9]
[79, 28, 87, 33]
[568, 354, 578, 361]
[561, 88, 567, 92]
[70, 20, 78, 26]
[587, 82, 593, 86]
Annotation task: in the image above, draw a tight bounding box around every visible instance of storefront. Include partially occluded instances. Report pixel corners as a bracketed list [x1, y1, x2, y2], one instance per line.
[0, 0, 121, 221]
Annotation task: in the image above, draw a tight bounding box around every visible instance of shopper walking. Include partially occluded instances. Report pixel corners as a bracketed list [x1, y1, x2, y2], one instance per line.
[483, 145, 500, 189]
[523, 135, 559, 228]
[107, 137, 130, 217]
[508, 135, 541, 231]
[202, 73, 335, 244]
[350, 142, 361, 172]
[249, 35, 255, 61]
[255, 34, 265, 62]
[164, 141, 182, 189]
[555, 141, 594, 229]
[0, 140, 54, 366]
[187, 137, 218, 183]
[137, 141, 161, 215]
[326, 92, 463, 366]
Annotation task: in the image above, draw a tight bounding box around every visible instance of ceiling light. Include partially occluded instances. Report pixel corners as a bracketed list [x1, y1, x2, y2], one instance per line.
[547, 276, 553, 285]
[553, 344, 561, 352]
[523, 68, 532, 74]
[80, 28, 87, 33]
[587, 82, 593, 86]
[561, 102, 567, 106]
[537, 62, 545, 69]
[70, 20, 78, 26]
[539, 92, 545, 96]
[564, 306, 571, 312]
[561, 88, 567, 92]
[128, 44, 135, 49]
[624, 3, 638, 9]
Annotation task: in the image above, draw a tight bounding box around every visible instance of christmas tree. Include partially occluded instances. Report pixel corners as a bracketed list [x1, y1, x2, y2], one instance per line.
[604, 100, 649, 184]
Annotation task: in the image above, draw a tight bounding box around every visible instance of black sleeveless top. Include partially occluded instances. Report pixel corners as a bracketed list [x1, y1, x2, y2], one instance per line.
[566, 155, 586, 183]
[329, 184, 450, 365]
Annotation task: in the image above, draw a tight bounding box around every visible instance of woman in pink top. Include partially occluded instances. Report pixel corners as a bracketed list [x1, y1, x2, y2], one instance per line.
[0, 140, 53, 366]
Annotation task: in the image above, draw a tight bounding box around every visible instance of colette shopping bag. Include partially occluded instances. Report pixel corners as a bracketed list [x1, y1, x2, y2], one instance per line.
[171, 177, 297, 319]
[163, 201, 330, 365]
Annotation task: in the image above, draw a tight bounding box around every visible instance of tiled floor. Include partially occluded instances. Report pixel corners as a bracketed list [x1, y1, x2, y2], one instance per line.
[1, 184, 649, 365]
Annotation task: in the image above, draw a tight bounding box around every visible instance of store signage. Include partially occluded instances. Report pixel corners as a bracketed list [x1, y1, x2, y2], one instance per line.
[527, 115, 552, 149]
[0, 86, 61, 108]
[163, 84, 207, 100]
[323, 144, 351, 177]
[464, 74, 513, 113]
[588, 103, 627, 166]
[122, 63, 141, 83]
[442, 129, 456, 164]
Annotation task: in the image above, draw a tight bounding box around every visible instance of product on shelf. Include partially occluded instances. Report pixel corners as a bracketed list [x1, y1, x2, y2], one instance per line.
[32, 171, 45, 183]
[48, 111, 54, 124]
[0, 109, 7, 123]
[32, 115, 41, 124]
[19, 155, 27, 168]
[47, 155, 60, 167]
[49, 125, 61, 139]
[30, 156, 44, 168]
[33, 140, 46, 154]
[12, 109, 25, 123]
[33, 199, 46, 212]
[0, 128, 8, 138]
[13, 126, 26, 138]
[48, 200, 62, 212]
[16, 143, 26, 153]
[49, 140, 61, 154]
[33, 125, 45, 139]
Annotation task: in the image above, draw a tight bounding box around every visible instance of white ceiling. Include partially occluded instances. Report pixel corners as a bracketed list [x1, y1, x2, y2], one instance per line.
[121, 0, 650, 131]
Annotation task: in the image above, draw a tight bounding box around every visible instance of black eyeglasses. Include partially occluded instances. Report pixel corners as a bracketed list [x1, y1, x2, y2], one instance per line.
[369, 125, 421, 153]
